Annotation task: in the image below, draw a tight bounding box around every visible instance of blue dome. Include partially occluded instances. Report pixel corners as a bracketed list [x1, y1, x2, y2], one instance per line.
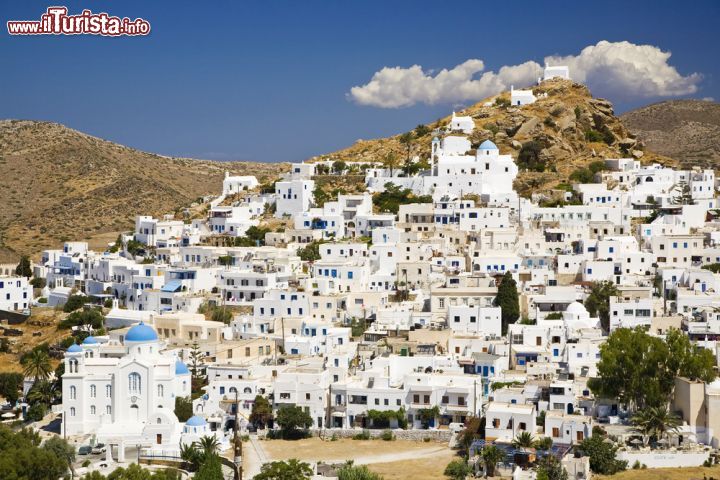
[175, 361, 190, 375]
[125, 321, 158, 343]
[67, 344, 82, 353]
[479, 140, 498, 150]
[186, 415, 207, 427]
[82, 336, 98, 345]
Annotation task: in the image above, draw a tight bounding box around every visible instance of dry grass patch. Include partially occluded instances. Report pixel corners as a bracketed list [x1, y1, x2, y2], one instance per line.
[597, 465, 720, 480]
[261, 437, 450, 464]
[365, 448, 458, 480]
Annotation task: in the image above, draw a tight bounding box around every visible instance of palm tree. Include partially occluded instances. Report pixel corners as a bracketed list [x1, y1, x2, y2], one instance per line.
[510, 431, 535, 449]
[22, 349, 52, 381]
[398, 132, 415, 162]
[197, 435, 219, 454]
[179, 442, 201, 471]
[27, 380, 58, 406]
[632, 406, 681, 445]
[383, 152, 399, 177]
[481, 445, 505, 477]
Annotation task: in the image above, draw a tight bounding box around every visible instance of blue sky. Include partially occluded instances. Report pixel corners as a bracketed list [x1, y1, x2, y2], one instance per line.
[1, 0, 718, 162]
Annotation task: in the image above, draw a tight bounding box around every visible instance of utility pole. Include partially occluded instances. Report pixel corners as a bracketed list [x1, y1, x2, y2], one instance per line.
[233, 389, 242, 480]
[473, 379, 477, 417]
[280, 317, 286, 355]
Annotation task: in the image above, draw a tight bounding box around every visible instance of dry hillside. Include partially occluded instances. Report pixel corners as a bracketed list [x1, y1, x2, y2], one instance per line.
[310, 78, 675, 196]
[621, 99, 720, 170]
[0, 120, 289, 257]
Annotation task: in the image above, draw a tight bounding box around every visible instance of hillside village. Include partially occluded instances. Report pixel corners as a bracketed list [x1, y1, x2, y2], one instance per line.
[3, 66, 720, 480]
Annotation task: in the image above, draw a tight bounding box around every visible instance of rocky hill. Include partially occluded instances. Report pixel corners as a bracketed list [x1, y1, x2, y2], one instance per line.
[310, 78, 674, 197]
[621, 99, 720, 170]
[0, 120, 288, 257]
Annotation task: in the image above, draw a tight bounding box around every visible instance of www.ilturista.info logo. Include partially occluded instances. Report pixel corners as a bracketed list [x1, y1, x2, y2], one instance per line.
[7, 7, 150, 36]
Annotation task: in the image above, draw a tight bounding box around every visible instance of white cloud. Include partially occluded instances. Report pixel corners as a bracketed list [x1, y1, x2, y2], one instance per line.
[349, 41, 702, 108]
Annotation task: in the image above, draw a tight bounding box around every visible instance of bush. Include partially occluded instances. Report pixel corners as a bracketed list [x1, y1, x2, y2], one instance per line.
[37, 297, 47, 304]
[517, 141, 545, 172]
[584, 129, 604, 143]
[26, 402, 47, 422]
[702, 263, 720, 274]
[82, 460, 91, 468]
[62, 295, 87, 313]
[58, 309, 104, 330]
[30, 278, 46, 289]
[352, 430, 371, 440]
[569, 167, 594, 184]
[380, 430, 395, 441]
[366, 408, 406, 429]
[373, 183, 432, 214]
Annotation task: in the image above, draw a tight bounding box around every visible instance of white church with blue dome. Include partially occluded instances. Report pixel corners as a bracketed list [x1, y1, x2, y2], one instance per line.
[365, 113, 519, 206]
[61, 321, 201, 461]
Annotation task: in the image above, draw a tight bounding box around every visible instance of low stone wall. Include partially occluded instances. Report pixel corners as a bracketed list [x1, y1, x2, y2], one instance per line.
[313, 428, 452, 442]
[617, 449, 711, 468]
[256, 428, 453, 442]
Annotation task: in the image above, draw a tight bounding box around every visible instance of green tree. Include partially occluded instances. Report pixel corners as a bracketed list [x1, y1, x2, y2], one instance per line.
[22, 348, 52, 381]
[584, 281, 619, 332]
[25, 402, 47, 422]
[372, 183, 432, 214]
[42, 436, 76, 478]
[250, 395, 273, 428]
[15, 255, 32, 278]
[494, 271, 519, 334]
[588, 327, 667, 410]
[297, 241, 325, 262]
[174, 396, 193, 422]
[275, 405, 313, 439]
[589, 327, 716, 411]
[254, 459, 313, 480]
[189, 341, 206, 392]
[333, 160, 348, 174]
[0, 372, 23, 403]
[578, 435, 627, 475]
[414, 124, 431, 137]
[444, 459, 471, 480]
[58, 308, 105, 330]
[62, 294, 87, 313]
[517, 141, 545, 172]
[663, 328, 716, 388]
[194, 452, 223, 480]
[0, 425, 68, 479]
[631, 406, 681, 445]
[536, 454, 568, 480]
[481, 445, 505, 477]
[337, 461, 384, 480]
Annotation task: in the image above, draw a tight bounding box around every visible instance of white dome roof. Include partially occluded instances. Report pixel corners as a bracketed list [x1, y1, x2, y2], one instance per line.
[565, 302, 588, 315]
